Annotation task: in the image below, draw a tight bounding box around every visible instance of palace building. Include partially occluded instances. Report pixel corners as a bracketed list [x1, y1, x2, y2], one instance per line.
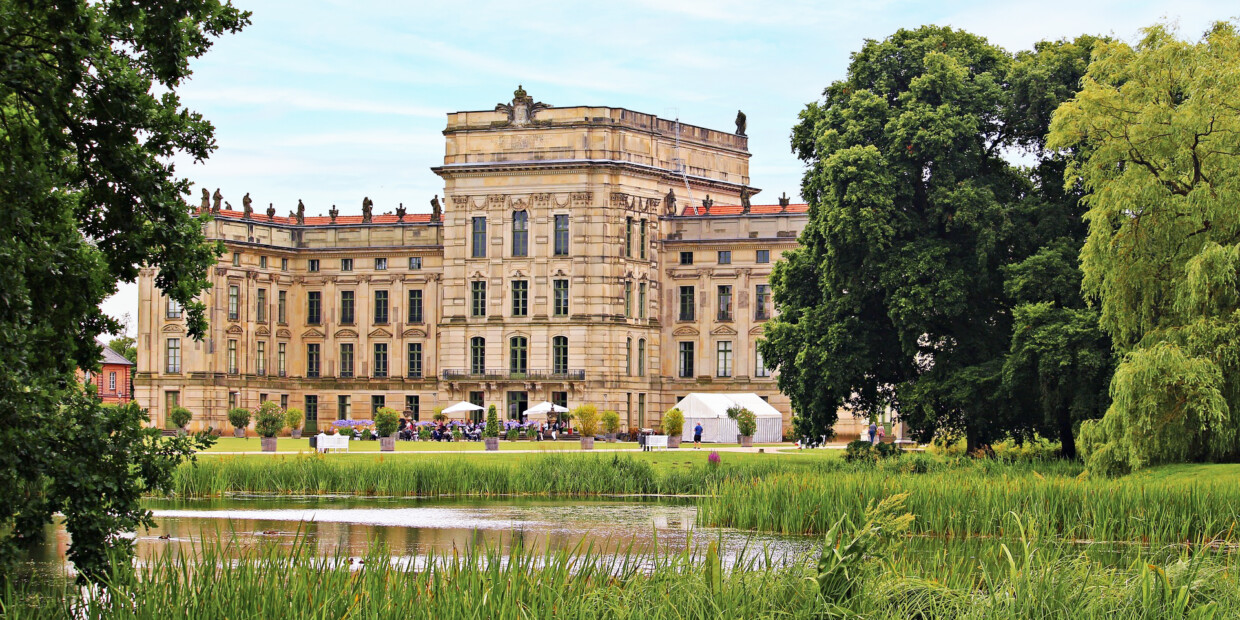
[135, 87, 824, 435]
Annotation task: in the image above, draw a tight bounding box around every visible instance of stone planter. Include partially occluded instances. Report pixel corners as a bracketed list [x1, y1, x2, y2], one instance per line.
[260, 437, 277, 452]
[606, 433, 617, 443]
[380, 436, 395, 452]
[580, 437, 595, 450]
[668, 436, 682, 449]
[740, 435, 754, 448]
[291, 429, 302, 439]
[233, 428, 246, 438]
[484, 437, 499, 451]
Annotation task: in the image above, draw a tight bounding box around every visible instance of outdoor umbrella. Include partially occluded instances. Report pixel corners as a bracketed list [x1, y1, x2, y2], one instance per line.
[522, 401, 568, 424]
[441, 400, 484, 421]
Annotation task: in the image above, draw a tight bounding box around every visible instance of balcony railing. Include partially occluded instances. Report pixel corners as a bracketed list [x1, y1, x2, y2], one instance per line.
[442, 369, 585, 381]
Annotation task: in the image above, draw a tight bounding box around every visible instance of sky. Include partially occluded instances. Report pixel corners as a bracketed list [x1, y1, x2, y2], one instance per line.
[101, 0, 1237, 336]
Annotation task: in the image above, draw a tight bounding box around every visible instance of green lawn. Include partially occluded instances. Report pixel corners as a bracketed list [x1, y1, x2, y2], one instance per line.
[203, 436, 795, 454]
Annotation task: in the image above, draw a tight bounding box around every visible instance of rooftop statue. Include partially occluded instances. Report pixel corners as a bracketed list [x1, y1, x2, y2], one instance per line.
[664, 188, 677, 215]
[430, 194, 442, 221]
[778, 192, 791, 210]
[296, 199, 305, 224]
[396, 203, 406, 221]
[241, 193, 252, 219]
[740, 189, 752, 214]
[495, 84, 551, 128]
[329, 205, 339, 223]
[199, 188, 210, 211]
[362, 197, 373, 223]
[212, 188, 222, 212]
[266, 203, 275, 219]
[735, 110, 747, 136]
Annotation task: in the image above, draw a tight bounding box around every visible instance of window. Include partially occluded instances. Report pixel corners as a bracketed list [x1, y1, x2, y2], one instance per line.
[552, 336, 568, 375]
[256, 289, 267, 323]
[717, 285, 733, 321]
[260, 256, 267, 269]
[260, 393, 267, 404]
[232, 252, 240, 267]
[281, 258, 288, 271]
[471, 216, 487, 258]
[307, 291, 322, 325]
[227, 285, 239, 321]
[625, 217, 633, 258]
[257, 341, 266, 375]
[679, 251, 693, 265]
[280, 394, 288, 410]
[716, 341, 733, 377]
[512, 210, 528, 257]
[227, 340, 238, 374]
[409, 256, 422, 270]
[408, 289, 423, 323]
[755, 284, 770, 320]
[678, 342, 694, 378]
[511, 280, 528, 317]
[373, 290, 389, 324]
[470, 337, 486, 374]
[405, 395, 420, 420]
[717, 250, 731, 265]
[278, 290, 287, 323]
[308, 259, 320, 272]
[227, 391, 236, 410]
[277, 343, 286, 376]
[624, 281, 632, 318]
[554, 214, 569, 256]
[166, 298, 182, 319]
[625, 337, 632, 376]
[638, 283, 646, 319]
[552, 391, 568, 412]
[637, 339, 646, 376]
[108, 372, 117, 392]
[166, 392, 180, 428]
[679, 286, 695, 321]
[407, 343, 423, 378]
[638, 393, 646, 429]
[339, 343, 354, 378]
[639, 219, 647, 259]
[332, 291, 350, 325]
[374, 257, 387, 271]
[337, 395, 350, 420]
[373, 343, 388, 378]
[165, 338, 181, 373]
[306, 343, 320, 378]
[509, 336, 528, 375]
[304, 396, 318, 430]
[553, 279, 568, 317]
[341, 258, 353, 272]
[471, 281, 487, 317]
[506, 391, 528, 421]
[756, 249, 770, 264]
[755, 345, 771, 377]
[371, 395, 385, 414]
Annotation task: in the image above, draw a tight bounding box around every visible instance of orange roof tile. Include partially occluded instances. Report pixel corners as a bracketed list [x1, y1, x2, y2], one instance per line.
[677, 203, 808, 216]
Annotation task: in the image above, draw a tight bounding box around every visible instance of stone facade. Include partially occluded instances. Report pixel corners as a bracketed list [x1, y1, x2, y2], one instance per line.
[135, 88, 845, 437]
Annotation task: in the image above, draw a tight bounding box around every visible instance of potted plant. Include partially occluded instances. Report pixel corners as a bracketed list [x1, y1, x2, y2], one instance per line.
[664, 408, 685, 448]
[374, 406, 400, 452]
[483, 404, 500, 451]
[728, 406, 756, 447]
[433, 411, 448, 424]
[601, 410, 620, 443]
[168, 405, 193, 436]
[574, 404, 599, 450]
[418, 425, 432, 441]
[284, 407, 304, 438]
[254, 401, 285, 452]
[227, 406, 251, 438]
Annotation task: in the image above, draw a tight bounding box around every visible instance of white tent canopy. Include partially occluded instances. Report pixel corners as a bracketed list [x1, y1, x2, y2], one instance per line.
[441, 401, 484, 420]
[522, 401, 568, 423]
[673, 393, 784, 443]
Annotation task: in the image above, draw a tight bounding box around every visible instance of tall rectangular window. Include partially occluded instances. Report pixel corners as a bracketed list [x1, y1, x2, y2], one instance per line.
[408, 289, 423, 323]
[553, 214, 569, 256]
[625, 217, 633, 258]
[277, 290, 287, 323]
[256, 341, 266, 375]
[512, 210, 528, 257]
[678, 342, 694, 378]
[373, 343, 388, 378]
[304, 395, 318, 431]
[232, 252, 241, 267]
[340, 290, 355, 324]
[509, 336, 527, 374]
[260, 256, 267, 269]
[679, 251, 693, 265]
[341, 258, 353, 272]
[471, 216, 487, 258]
[227, 285, 240, 321]
[552, 336, 568, 375]
[470, 337, 485, 375]
[109, 372, 117, 392]
[756, 249, 770, 264]
[306, 343, 320, 378]
[307, 291, 322, 325]
[553, 279, 569, 316]
[624, 281, 632, 318]
[165, 338, 180, 373]
[337, 395, 350, 420]
[371, 395, 385, 415]
[281, 258, 288, 271]
[679, 286, 695, 321]
[277, 343, 286, 376]
[308, 259, 320, 272]
[407, 343, 423, 378]
[716, 341, 733, 378]
[374, 257, 387, 271]
[227, 339, 238, 374]
[280, 394, 288, 410]
[511, 280, 528, 317]
[638, 283, 646, 319]
[339, 343, 354, 378]
[755, 345, 771, 377]
[717, 285, 733, 321]
[166, 298, 182, 319]
[471, 281, 487, 317]
[637, 339, 646, 376]
[373, 290, 389, 324]
[405, 395, 420, 420]
[717, 251, 731, 265]
[256, 289, 267, 323]
[639, 219, 647, 259]
[638, 393, 646, 429]
[755, 284, 770, 320]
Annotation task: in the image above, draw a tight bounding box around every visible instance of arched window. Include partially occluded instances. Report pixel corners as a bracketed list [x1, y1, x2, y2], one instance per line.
[625, 337, 632, 376]
[637, 339, 646, 376]
[552, 336, 568, 375]
[509, 336, 528, 375]
[470, 337, 485, 375]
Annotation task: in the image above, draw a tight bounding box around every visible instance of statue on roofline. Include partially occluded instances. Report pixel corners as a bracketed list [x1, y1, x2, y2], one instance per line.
[199, 188, 210, 211]
[212, 188, 222, 212]
[735, 110, 747, 136]
[362, 196, 373, 223]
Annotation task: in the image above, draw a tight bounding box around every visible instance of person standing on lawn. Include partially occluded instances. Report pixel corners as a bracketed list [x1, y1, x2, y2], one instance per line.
[693, 423, 704, 449]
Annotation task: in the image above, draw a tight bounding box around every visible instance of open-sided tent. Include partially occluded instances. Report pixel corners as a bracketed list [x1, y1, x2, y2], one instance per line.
[672, 393, 784, 443]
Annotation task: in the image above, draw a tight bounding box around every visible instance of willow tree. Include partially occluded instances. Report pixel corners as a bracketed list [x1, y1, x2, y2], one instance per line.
[1048, 22, 1240, 474]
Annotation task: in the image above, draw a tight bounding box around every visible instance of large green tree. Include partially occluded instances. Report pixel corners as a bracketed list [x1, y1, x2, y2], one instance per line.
[1048, 22, 1240, 473]
[0, 0, 247, 581]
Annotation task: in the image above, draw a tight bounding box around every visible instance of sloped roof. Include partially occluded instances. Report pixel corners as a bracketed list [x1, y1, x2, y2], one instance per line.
[101, 346, 135, 366]
[677, 203, 808, 217]
[673, 393, 783, 419]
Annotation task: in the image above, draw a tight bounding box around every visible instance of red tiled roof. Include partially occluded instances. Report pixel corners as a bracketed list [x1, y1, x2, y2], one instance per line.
[198, 208, 434, 226]
[678, 203, 808, 216]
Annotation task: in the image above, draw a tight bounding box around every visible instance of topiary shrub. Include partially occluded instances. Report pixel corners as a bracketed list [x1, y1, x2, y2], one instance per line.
[601, 410, 620, 435]
[253, 402, 285, 438]
[663, 408, 685, 436]
[484, 405, 500, 438]
[573, 404, 600, 436]
[168, 406, 193, 430]
[227, 406, 251, 430]
[374, 407, 400, 438]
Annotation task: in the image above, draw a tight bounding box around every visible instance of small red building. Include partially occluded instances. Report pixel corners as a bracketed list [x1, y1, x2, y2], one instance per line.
[82, 347, 136, 404]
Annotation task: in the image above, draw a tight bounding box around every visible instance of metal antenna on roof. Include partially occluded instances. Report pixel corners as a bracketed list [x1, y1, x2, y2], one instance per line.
[666, 108, 696, 215]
